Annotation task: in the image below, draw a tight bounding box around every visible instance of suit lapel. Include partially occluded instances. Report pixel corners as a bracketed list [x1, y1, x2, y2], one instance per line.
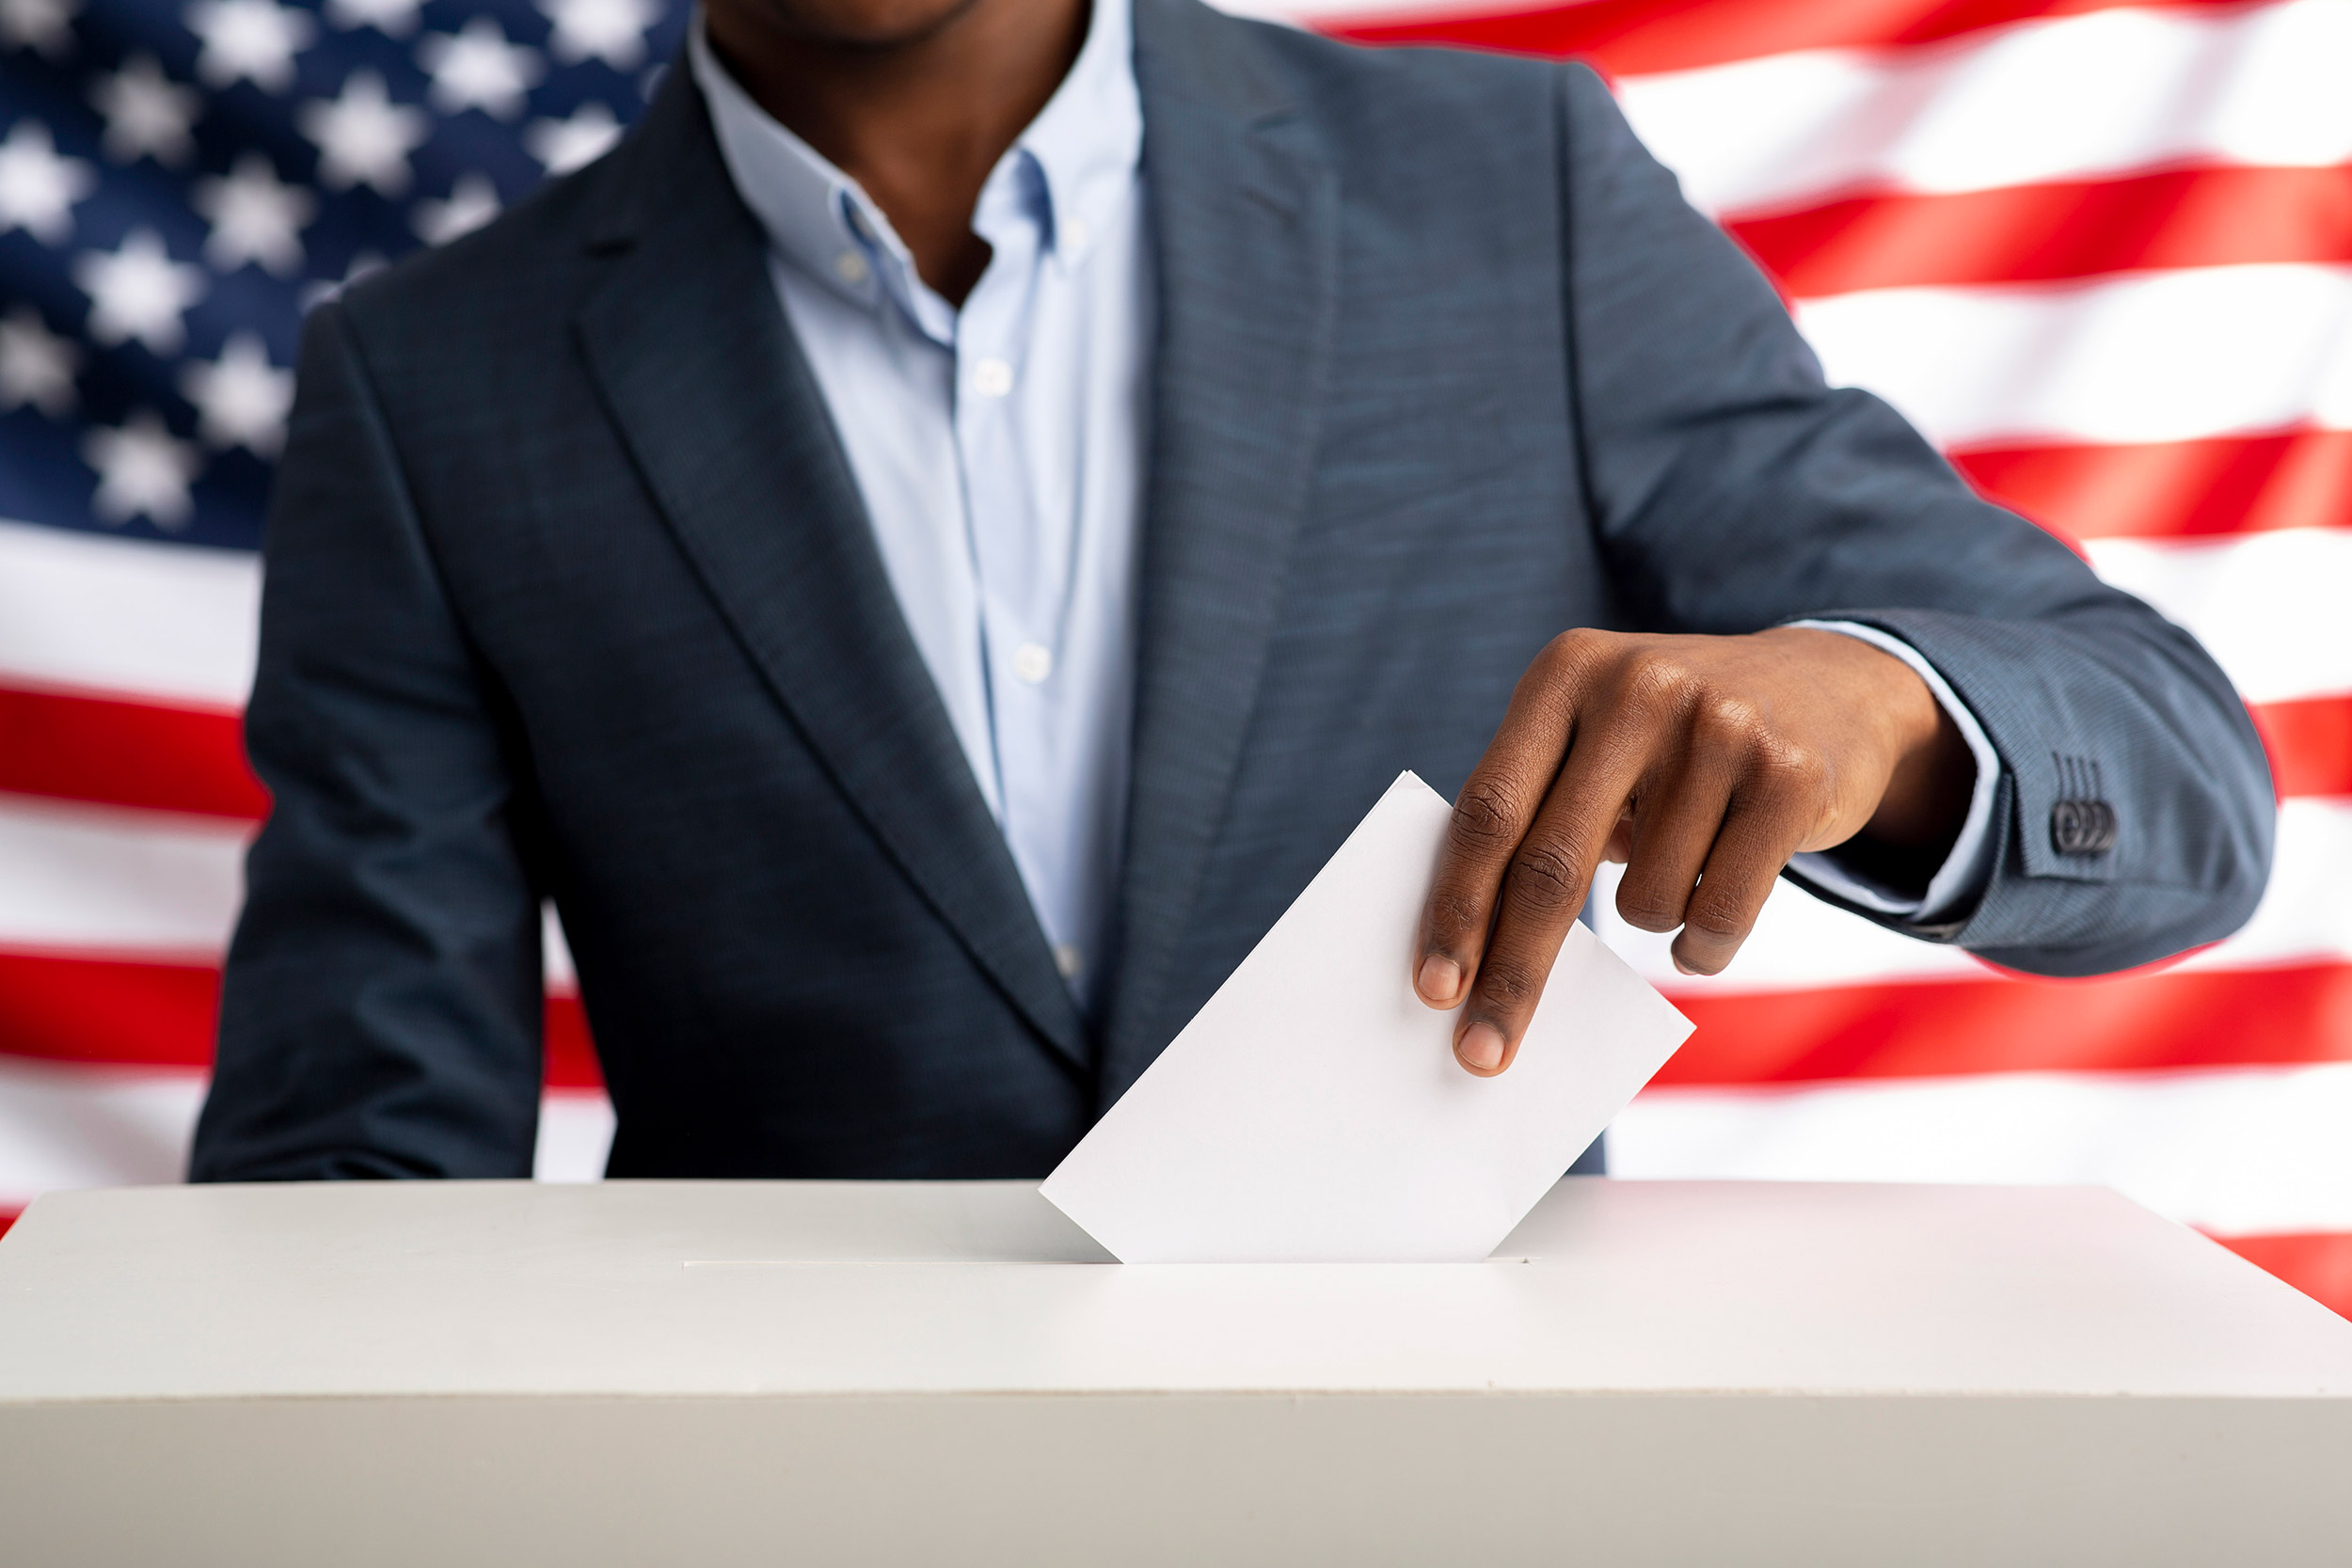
[572, 73, 1089, 1072]
[1101, 0, 1342, 1099]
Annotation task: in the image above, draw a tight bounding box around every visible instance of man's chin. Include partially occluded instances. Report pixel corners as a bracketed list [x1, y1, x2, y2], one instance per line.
[712, 0, 995, 52]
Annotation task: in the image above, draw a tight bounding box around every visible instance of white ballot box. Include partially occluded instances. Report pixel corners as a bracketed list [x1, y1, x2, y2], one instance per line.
[2, 1178, 2347, 1566]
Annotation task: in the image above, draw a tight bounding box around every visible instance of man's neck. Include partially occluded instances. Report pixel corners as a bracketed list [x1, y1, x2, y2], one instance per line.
[705, 0, 1090, 305]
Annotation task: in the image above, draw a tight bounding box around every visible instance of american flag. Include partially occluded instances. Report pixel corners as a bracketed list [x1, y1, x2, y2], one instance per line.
[0, 0, 679, 1209]
[2, 0, 2345, 1315]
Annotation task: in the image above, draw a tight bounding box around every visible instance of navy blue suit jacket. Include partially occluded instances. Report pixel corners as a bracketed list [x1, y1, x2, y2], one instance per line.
[193, 0, 2274, 1181]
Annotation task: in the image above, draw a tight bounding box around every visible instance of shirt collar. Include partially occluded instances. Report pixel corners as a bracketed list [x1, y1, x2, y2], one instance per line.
[689, 0, 1141, 334]
[1009, 0, 1141, 266]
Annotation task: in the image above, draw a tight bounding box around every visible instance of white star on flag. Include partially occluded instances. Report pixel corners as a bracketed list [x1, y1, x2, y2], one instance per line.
[180, 331, 294, 455]
[523, 101, 622, 176]
[72, 226, 208, 356]
[412, 172, 501, 244]
[88, 53, 202, 167]
[324, 0, 422, 38]
[417, 17, 546, 120]
[193, 152, 317, 276]
[0, 120, 98, 245]
[0, 0, 79, 58]
[184, 0, 318, 93]
[81, 408, 202, 527]
[298, 70, 432, 196]
[0, 305, 80, 419]
[538, 0, 659, 71]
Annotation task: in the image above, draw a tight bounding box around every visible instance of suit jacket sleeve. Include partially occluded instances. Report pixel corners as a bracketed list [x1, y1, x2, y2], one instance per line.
[190, 300, 548, 1180]
[1554, 64, 2274, 976]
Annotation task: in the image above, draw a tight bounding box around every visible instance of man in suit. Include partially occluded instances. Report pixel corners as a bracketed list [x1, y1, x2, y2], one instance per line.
[192, 0, 2273, 1181]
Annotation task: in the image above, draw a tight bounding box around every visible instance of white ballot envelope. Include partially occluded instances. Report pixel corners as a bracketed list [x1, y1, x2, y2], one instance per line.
[1041, 771, 1695, 1262]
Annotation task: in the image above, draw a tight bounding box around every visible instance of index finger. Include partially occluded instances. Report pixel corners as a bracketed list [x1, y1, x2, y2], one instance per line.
[1413, 637, 1588, 1012]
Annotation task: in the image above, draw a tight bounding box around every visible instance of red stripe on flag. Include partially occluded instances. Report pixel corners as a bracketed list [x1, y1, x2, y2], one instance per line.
[1657, 959, 2352, 1085]
[0, 949, 223, 1070]
[26, 682, 2342, 822]
[13, 948, 2349, 1093]
[12, 662, 2345, 841]
[1316, 0, 2256, 77]
[0, 950, 605, 1089]
[2251, 696, 2352, 801]
[1952, 428, 2352, 542]
[0, 684, 267, 822]
[1729, 166, 2352, 297]
[545, 993, 604, 1089]
[2208, 1230, 2352, 1320]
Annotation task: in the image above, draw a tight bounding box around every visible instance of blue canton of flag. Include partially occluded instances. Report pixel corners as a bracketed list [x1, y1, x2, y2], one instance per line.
[0, 0, 690, 552]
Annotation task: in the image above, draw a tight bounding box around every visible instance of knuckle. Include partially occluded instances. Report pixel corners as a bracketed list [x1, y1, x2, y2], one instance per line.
[1693, 690, 1764, 746]
[1544, 626, 1612, 670]
[1756, 739, 1831, 800]
[1451, 780, 1525, 854]
[1622, 651, 1693, 712]
[1531, 628, 1613, 705]
[1477, 958, 1539, 1011]
[1508, 842, 1583, 912]
[1422, 886, 1485, 942]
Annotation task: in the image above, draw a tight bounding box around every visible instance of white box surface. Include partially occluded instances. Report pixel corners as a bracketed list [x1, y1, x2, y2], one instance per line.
[1, 1178, 2347, 1565]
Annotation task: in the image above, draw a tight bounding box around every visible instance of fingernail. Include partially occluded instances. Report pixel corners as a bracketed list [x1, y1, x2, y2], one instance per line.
[1457, 1021, 1505, 1073]
[1417, 954, 1462, 1005]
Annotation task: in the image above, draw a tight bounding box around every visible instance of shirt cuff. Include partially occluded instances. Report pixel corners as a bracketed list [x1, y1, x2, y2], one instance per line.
[1783, 620, 2001, 924]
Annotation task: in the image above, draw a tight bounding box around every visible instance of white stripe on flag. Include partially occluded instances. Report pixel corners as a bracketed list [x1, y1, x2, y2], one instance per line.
[0, 1060, 613, 1204]
[535, 1088, 614, 1182]
[2085, 529, 2352, 705]
[1615, 0, 2352, 217]
[0, 796, 585, 992]
[0, 518, 260, 709]
[4, 784, 2341, 999]
[0, 797, 249, 958]
[0, 1061, 206, 1198]
[543, 905, 578, 990]
[1596, 797, 2352, 995]
[1614, 1062, 2352, 1237]
[1791, 264, 2352, 450]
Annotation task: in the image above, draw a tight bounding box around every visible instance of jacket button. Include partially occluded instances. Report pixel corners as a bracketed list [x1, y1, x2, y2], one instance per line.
[2051, 799, 2117, 856]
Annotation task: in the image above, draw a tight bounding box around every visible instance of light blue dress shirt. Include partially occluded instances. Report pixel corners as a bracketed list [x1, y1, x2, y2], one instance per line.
[692, 5, 1152, 1006]
[690, 0, 1997, 996]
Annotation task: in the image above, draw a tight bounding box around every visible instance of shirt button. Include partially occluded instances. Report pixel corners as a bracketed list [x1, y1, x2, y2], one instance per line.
[1053, 943, 1084, 981]
[1010, 642, 1054, 684]
[1060, 215, 1089, 251]
[833, 250, 868, 285]
[972, 356, 1014, 398]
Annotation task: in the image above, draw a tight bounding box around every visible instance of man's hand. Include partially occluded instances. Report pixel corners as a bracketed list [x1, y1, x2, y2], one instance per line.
[1414, 626, 1974, 1075]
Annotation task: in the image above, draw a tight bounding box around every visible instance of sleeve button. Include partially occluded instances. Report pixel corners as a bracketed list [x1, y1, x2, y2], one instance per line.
[2051, 799, 2117, 855]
